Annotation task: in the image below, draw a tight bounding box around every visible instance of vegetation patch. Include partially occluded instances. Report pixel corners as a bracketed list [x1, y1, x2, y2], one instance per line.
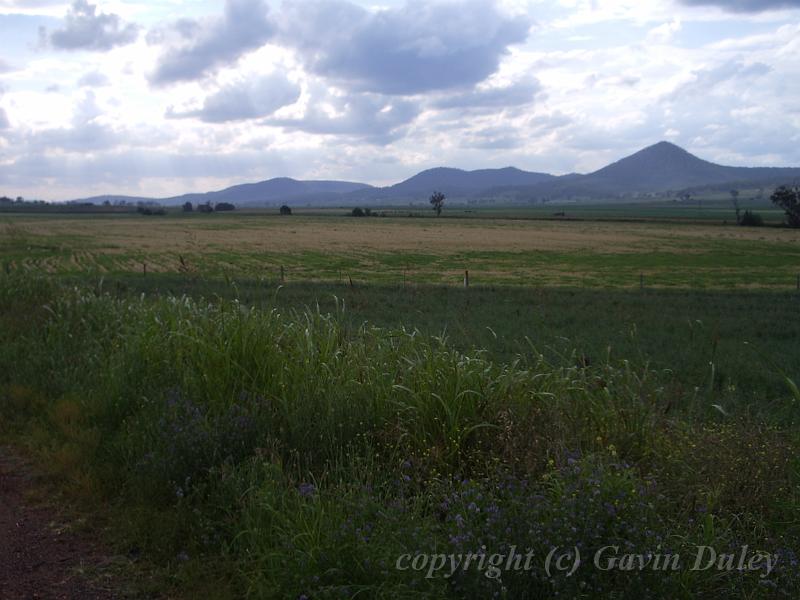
[1, 273, 799, 598]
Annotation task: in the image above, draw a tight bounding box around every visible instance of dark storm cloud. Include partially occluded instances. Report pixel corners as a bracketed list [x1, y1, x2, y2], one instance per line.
[267, 92, 421, 144]
[678, 0, 800, 12]
[150, 0, 274, 85]
[167, 73, 301, 123]
[277, 0, 531, 95]
[45, 0, 139, 51]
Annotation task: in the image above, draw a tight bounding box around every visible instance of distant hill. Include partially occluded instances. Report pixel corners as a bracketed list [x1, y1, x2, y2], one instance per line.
[340, 166, 556, 204]
[387, 166, 554, 196]
[504, 142, 800, 201]
[74, 180, 374, 207]
[583, 141, 800, 192]
[68, 142, 800, 206]
[163, 178, 373, 206]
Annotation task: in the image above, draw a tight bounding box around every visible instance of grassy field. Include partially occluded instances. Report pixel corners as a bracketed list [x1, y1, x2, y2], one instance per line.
[1, 207, 799, 598]
[3, 209, 800, 288]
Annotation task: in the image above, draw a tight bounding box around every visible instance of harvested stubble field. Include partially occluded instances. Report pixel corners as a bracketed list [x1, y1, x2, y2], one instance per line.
[3, 211, 800, 288]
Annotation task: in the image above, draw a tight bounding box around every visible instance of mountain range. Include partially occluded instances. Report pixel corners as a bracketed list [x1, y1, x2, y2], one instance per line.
[72, 142, 800, 207]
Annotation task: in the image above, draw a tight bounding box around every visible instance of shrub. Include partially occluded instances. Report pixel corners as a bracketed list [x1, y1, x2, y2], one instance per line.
[136, 206, 166, 216]
[739, 210, 763, 226]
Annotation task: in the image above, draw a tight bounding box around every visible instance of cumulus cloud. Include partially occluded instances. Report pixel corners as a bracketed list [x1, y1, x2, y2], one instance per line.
[18, 92, 162, 154]
[0, 107, 9, 130]
[647, 19, 682, 44]
[677, 0, 800, 12]
[77, 70, 109, 87]
[466, 125, 523, 149]
[278, 0, 531, 95]
[167, 73, 301, 122]
[44, 0, 139, 51]
[0, 148, 300, 197]
[670, 60, 772, 99]
[150, 0, 274, 85]
[268, 91, 421, 144]
[23, 91, 117, 152]
[433, 77, 542, 110]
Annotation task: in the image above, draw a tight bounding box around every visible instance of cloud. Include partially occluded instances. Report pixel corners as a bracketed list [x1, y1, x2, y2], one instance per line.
[0, 107, 9, 130]
[278, 0, 531, 95]
[0, 0, 64, 6]
[466, 125, 523, 149]
[167, 73, 301, 123]
[0, 0, 65, 11]
[150, 0, 274, 85]
[45, 0, 139, 51]
[77, 70, 109, 87]
[647, 19, 682, 44]
[0, 147, 302, 197]
[677, 0, 800, 12]
[16, 91, 173, 155]
[21, 91, 115, 152]
[433, 77, 543, 110]
[268, 91, 421, 144]
[670, 60, 772, 99]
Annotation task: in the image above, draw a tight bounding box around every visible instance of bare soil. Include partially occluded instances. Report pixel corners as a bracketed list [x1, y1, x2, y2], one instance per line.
[0, 447, 137, 600]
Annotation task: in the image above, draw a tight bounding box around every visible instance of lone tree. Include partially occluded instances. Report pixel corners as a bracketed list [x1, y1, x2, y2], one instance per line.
[429, 190, 445, 216]
[770, 185, 800, 228]
[182, 201, 193, 212]
[729, 189, 740, 224]
[279, 204, 292, 215]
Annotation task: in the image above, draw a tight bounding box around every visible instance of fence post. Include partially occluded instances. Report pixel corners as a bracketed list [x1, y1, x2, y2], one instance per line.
[280, 265, 285, 283]
[464, 269, 470, 289]
[143, 262, 147, 277]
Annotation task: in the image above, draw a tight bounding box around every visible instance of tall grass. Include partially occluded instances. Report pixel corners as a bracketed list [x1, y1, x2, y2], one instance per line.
[1, 272, 798, 598]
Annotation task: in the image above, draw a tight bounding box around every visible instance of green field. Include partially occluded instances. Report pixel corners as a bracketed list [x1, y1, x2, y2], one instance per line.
[1, 207, 799, 598]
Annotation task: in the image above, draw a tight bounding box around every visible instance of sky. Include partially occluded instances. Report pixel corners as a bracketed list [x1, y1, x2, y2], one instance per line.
[1, 0, 799, 200]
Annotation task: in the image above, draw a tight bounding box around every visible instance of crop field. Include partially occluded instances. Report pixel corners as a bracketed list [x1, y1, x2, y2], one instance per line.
[3, 210, 800, 288]
[2, 208, 800, 598]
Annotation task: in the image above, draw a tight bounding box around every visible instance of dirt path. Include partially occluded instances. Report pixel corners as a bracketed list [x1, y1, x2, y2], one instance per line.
[0, 447, 130, 600]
